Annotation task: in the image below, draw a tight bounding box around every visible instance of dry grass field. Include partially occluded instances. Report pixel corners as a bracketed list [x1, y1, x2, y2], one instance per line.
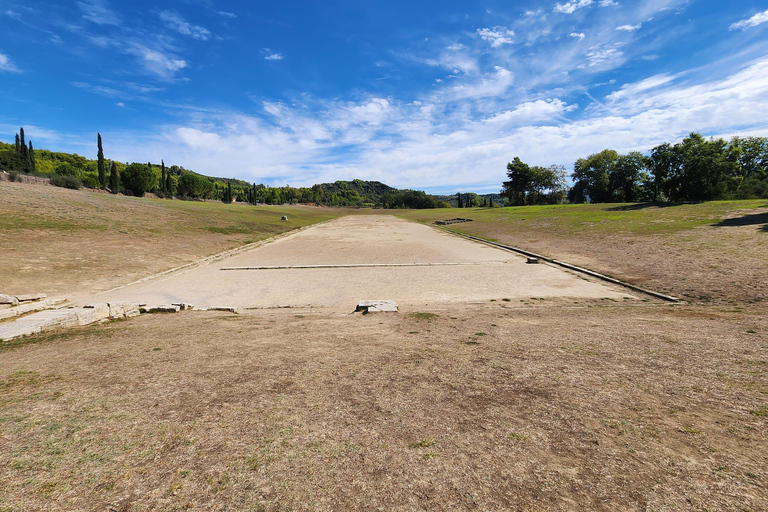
[0, 180, 343, 298]
[396, 201, 768, 305]
[1, 182, 767, 511]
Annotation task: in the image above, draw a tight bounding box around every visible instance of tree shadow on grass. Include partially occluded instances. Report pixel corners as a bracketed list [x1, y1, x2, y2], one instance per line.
[712, 209, 768, 231]
[605, 202, 687, 211]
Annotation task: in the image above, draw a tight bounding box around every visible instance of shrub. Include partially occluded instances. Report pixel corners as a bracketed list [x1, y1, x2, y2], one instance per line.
[120, 163, 157, 197]
[54, 162, 80, 177]
[8, 171, 20, 182]
[737, 178, 768, 199]
[80, 174, 101, 189]
[49, 174, 83, 190]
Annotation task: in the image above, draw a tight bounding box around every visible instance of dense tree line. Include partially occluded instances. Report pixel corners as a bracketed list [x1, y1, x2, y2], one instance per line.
[503, 133, 768, 205]
[1, 131, 447, 209]
[568, 133, 768, 203]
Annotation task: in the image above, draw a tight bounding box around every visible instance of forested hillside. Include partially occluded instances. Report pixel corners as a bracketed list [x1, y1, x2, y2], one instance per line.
[0, 131, 449, 209]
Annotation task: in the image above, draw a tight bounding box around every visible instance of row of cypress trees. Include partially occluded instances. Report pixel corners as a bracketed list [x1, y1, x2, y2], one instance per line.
[13, 127, 36, 173]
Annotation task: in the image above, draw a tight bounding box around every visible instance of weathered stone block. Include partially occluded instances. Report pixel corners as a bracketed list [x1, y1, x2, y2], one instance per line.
[0, 294, 19, 306]
[77, 304, 110, 325]
[145, 305, 181, 313]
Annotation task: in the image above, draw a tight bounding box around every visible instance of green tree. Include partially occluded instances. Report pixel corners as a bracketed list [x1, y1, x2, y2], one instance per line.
[656, 133, 741, 201]
[609, 152, 650, 202]
[28, 141, 36, 173]
[502, 157, 534, 205]
[569, 150, 618, 203]
[121, 163, 157, 197]
[109, 161, 120, 194]
[731, 136, 768, 181]
[97, 133, 106, 188]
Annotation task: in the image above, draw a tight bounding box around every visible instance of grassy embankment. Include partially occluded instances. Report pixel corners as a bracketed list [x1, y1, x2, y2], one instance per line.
[0, 181, 344, 296]
[396, 200, 768, 305]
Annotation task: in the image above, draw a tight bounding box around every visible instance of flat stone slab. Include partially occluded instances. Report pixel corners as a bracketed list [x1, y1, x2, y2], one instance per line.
[0, 298, 68, 321]
[142, 305, 181, 313]
[0, 302, 142, 342]
[16, 293, 47, 303]
[356, 300, 398, 313]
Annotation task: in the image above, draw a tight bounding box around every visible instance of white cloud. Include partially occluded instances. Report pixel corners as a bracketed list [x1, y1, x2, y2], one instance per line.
[89, 55, 768, 192]
[116, 102, 125, 107]
[729, 9, 768, 30]
[477, 27, 515, 47]
[159, 10, 211, 41]
[585, 44, 624, 67]
[570, 32, 586, 41]
[76, 0, 121, 25]
[0, 51, 20, 73]
[616, 24, 641, 31]
[554, 0, 594, 15]
[599, 0, 619, 6]
[216, 11, 236, 19]
[264, 52, 284, 61]
[126, 44, 187, 78]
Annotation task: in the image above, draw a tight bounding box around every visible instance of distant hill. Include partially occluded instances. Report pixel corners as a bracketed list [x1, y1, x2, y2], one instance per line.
[318, 180, 398, 205]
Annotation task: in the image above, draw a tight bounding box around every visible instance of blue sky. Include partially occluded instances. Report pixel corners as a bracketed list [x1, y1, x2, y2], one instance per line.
[1, 0, 768, 193]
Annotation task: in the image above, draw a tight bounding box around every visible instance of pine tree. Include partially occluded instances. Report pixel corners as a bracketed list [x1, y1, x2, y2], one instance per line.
[28, 141, 36, 173]
[109, 161, 119, 194]
[97, 133, 106, 188]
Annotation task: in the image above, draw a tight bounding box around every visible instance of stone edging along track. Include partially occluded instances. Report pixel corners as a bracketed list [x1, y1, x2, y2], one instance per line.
[438, 227, 681, 303]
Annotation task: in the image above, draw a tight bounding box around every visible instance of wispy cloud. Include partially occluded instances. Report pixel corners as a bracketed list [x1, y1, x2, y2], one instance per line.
[76, 0, 121, 26]
[0, 51, 21, 73]
[616, 24, 641, 32]
[554, 0, 593, 15]
[570, 32, 586, 41]
[125, 44, 187, 78]
[216, 11, 236, 19]
[477, 27, 515, 47]
[729, 8, 768, 31]
[159, 10, 211, 41]
[263, 50, 284, 61]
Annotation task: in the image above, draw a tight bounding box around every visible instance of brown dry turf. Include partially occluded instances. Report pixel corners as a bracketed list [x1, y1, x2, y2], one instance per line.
[1, 182, 767, 511]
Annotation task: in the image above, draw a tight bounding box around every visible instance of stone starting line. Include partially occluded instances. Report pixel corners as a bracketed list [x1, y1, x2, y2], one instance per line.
[220, 262, 508, 270]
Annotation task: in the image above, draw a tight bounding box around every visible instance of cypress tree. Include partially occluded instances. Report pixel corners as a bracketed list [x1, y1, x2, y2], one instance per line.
[160, 160, 166, 196]
[109, 161, 119, 194]
[28, 141, 36, 173]
[15, 133, 20, 153]
[19, 128, 28, 169]
[457, 192, 462, 208]
[489, 197, 493, 208]
[165, 173, 173, 198]
[97, 133, 106, 188]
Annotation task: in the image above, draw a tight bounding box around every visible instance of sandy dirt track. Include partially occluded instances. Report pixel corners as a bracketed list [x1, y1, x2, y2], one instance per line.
[88, 215, 637, 309]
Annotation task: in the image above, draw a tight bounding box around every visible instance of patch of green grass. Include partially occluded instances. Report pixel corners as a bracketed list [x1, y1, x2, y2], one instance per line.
[508, 432, 528, 441]
[395, 200, 768, 236]
[408, 440, 435, 449]
[410, 312, 439, 321]
[750, 407, 768, 417]
[464, 341, 480, 345]
[474, 332, 486, 336]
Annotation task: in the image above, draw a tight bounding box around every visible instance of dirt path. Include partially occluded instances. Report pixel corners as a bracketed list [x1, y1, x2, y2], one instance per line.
[87, 215, 638, 310]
